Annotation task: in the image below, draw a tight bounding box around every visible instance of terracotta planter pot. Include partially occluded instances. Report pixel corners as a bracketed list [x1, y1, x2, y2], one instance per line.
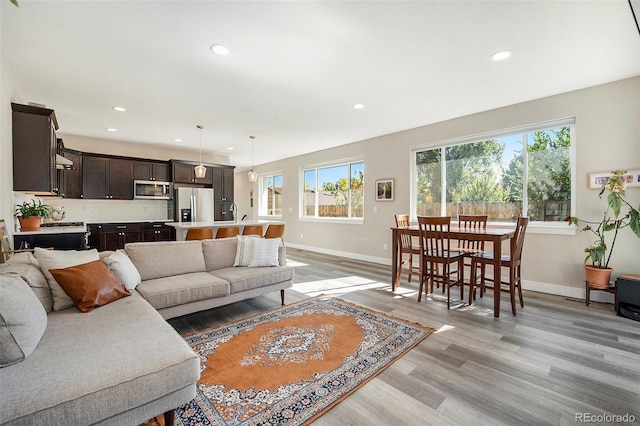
[18, 216, 42, 231]
[584, 265, 613, 289]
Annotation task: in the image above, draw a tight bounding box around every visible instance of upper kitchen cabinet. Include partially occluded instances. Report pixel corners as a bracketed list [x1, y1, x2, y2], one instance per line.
[212, 166, 235, 202]
[133, 161, 170, 182]
[82, 155, 133, 199]
[171, 161, 213, 185]
[12, 103, 59, 194]
[58, 148, 83, 199]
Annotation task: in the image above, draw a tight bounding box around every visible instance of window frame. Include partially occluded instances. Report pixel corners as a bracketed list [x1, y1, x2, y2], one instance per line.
[258, 171, 283, 219]
[299, 156, 365, 224]
[409, 118, 576, 235]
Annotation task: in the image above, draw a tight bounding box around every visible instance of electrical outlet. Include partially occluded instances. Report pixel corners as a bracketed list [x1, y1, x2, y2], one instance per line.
[383, 243, 388, 250]
[300, 234, 304, 240]
[289, 206, 293, 212]
[373, 206, 378, 213]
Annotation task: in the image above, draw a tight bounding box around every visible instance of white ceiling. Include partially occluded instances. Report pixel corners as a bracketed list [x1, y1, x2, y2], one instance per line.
[2, 1, 639, 169]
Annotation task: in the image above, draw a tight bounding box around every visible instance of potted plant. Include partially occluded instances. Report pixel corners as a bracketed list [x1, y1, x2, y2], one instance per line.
[566, 170, 640, 288]
[15, 199, 53, 231]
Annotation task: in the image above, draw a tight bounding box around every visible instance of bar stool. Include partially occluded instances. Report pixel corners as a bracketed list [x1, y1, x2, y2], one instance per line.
[215, 226, 240, 239]
[242, 225, 264, 236]
[185, 228, 213, 240]
[264, 224, 284, 239]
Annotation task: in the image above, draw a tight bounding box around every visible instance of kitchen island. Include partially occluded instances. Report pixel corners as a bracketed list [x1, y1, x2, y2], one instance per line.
[165, 220, 283, 241]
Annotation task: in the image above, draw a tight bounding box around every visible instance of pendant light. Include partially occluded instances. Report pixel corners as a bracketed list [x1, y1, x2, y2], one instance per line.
[248, 135, 257, 182]
[194, 125, 206, 179]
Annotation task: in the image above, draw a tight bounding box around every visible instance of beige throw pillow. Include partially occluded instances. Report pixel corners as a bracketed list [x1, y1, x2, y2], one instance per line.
[102, 250, 141, 291]
[233, 235, 260, 267]
[0, 276, 47, 367]
[34, 247, 100, 311]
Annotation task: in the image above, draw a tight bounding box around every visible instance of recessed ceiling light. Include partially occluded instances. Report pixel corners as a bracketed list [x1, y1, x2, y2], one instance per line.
[210, 44, 230, 56]
[353, 103, 365, 109]
[106, 128, 117, 132]
[174, 138, 182, 142]
[227, 147, 234, 150]
[112, 106, 126, 112]
[491, 50, 513, 61]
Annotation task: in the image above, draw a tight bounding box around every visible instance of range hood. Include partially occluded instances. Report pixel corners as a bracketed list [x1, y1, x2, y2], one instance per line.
[55, 154, 73, 170]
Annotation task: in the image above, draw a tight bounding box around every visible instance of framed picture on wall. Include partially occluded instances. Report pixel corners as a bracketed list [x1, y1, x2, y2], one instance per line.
[589, 170, 640, 189]
[376, 179, 394, 201]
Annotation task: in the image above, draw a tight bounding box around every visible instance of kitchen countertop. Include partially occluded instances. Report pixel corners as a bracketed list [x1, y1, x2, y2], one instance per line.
[164, 220, 281, 229]
[14, 225, 88, 235]
[84, 219, 173, 224]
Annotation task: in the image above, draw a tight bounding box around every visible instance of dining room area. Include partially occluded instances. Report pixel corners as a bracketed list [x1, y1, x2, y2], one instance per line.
[391, 213, 529, 318]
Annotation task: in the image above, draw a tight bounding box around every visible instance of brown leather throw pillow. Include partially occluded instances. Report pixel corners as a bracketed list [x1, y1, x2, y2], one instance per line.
[49, 260, 131, 313]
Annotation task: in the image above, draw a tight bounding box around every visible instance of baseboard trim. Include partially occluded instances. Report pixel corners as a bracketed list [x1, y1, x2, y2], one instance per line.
[285, 243, 391, 266]
[285, 243, 614, 304]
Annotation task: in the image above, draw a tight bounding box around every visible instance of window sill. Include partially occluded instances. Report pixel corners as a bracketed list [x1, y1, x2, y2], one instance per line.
[299, 217, 364, 225]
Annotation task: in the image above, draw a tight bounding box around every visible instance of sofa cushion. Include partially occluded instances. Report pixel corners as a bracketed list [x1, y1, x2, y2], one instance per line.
[34, 248, 100, 311]
[210, 266, 294, 294]
[102, 249, 141, 291]
[0, 252, 53, 313]
[0, 292, 199, 425]
[136, 272, 230, 310]
[49, 260, 131, 313]
[125, 241, 206, 281]
[0, 276, 47, 367]
[202, 238, 238, 270]
[248, 238, 281, 267]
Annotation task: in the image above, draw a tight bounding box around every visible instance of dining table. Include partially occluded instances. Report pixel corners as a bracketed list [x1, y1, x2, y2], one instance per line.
[391, 224, 517, 317]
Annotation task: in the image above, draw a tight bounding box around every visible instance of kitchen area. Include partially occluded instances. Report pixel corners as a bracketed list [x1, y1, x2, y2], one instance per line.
[5, 102, 277, 259]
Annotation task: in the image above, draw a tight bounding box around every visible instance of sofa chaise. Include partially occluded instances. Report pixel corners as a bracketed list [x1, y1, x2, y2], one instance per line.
[0, 236, 294, 425]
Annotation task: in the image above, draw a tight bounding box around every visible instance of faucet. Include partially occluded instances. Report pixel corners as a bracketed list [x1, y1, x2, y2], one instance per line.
[229, 203, 238, 222]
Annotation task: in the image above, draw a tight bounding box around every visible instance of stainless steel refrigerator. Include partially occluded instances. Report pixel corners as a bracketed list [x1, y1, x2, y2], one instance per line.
[176, 187, 214, 222]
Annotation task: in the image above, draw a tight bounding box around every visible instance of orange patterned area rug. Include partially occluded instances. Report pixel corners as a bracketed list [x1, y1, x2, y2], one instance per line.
[175, 296, 434, 425]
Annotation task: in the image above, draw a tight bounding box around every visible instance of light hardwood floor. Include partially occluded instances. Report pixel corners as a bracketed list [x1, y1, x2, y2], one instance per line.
[168, 248, 640, 426]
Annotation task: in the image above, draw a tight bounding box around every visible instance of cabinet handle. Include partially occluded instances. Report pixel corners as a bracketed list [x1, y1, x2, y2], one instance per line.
[153, 224, 161, 228]
[117, 226, 126, 229]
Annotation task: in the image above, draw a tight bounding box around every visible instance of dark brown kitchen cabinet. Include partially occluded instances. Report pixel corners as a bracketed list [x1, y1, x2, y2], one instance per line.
[212, 166, 235, 202]
[82, 155, 133, 199]
[171, 162, 213, 185]
[11, 103, 59, 194]
[140, 222, 173, 242]
[100, 223, 141, 251]
[87, 222, 173, 251]
[133, 161, 170, 182]
[58, 149, 83, 198]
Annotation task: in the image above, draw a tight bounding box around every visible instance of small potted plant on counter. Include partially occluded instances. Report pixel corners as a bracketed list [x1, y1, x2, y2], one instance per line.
[566, 170, 640, 288]
[15, 199, 53, 231]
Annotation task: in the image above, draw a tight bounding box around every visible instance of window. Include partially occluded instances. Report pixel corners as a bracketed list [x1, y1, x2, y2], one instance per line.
[259, 173, 283, 217]
[302, 158, 364, 220]
[412, 119, 574, 223]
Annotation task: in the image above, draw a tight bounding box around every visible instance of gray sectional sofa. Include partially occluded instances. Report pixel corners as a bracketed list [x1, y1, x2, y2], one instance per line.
[0, 237, 294, 425]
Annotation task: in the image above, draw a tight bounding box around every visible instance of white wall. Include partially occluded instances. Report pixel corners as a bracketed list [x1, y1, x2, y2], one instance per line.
[1, 49, 637, 298]
[249, 77, 640, 298]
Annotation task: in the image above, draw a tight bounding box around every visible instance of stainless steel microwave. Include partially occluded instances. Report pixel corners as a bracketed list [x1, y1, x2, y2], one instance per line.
[134, 180, 173, 200]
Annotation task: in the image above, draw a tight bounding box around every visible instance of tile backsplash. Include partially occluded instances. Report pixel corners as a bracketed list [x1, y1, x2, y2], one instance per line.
[14, 193, 173, 223]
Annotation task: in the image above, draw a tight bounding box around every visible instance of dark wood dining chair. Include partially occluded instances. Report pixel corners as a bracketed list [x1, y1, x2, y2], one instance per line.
[469, 217, 529, 315]
[417, 216, 466, 309]
[242, 225, 263, 236]
[215, 226, 240, 239]
[185, 227, 213, 240]
[394, 214, 420, 285]
[456, 214, 488, 285]
[263, 224, 284, 239]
